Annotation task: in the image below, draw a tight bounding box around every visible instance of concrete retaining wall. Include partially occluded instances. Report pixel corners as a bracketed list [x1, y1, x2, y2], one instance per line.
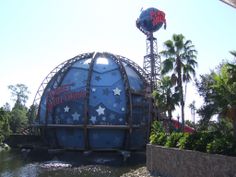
[147, 144, 236, 177]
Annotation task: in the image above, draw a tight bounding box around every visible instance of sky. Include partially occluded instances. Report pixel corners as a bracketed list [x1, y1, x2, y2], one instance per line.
[0, 0, 236, 122]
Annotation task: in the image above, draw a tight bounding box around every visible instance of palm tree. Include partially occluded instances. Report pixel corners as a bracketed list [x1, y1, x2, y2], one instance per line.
[229, 50, 236, 58]
[160, 34, 197, 131]
[225, 50, 236, 140]
[153, 76, 179, 132]
[153, 76, 179, 119]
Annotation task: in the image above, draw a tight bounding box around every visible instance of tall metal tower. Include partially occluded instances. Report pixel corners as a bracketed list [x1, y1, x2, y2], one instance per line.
[136, 7, 166, 92]
[143, 34, 160, 91]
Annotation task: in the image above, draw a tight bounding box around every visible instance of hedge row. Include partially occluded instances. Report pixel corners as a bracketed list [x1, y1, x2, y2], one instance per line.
[150, 121, 236, 156]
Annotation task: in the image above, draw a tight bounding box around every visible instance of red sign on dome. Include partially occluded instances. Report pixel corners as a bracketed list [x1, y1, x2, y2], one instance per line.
[150, 10, 166, 29]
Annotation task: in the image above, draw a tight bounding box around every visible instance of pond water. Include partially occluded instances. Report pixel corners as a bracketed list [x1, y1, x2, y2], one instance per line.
[0, 149, 145, 177]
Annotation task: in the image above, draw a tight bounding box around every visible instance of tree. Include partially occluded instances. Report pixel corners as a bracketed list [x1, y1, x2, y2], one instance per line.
[229, 50, 236, 59]
[0, 107, 11, 143]
[8, 84, 30, 106]
[160, 34, 197, 131]
[153, 76, 179, 123]
[7, 84, 30, 133]
[185, 120, 195, 128]
[195, 71, 217, 129]
[3, 103, 11, 112]
[196, 67, 229, 128]
[196, 52, 236, 139]
[9, 103, 28, 133]
[224, 51, 236, 139]
[27, 104, 38, 124]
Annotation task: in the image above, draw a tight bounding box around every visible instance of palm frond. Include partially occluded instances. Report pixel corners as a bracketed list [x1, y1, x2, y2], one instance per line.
[174, 34, 184, 51]
[161, 58, 175, 75]
[184, 40, 193, 47]
[230, 50, 236, 58]
[163, 40, 176, 54]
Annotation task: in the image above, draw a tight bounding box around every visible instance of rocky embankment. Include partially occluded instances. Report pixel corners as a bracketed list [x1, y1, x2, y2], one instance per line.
[0, 143, 10, 152]
[121, 166, 163, 177]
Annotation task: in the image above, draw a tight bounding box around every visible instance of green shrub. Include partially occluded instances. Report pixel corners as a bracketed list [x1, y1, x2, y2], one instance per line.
[206, 137, 234, 155]
[150, 133, 157, 144]
[0, 134, 3, 144]
[151, 121, 165, 134]
[206, 127, 235, 155]
[150, 121, 167, 145]
[177, 133, 190, 149]
[181, 131, 214, 152]
[157, 132, 168, 145]
[194, 131, 214, 152]
[180, 132, 198, 150]
[150, 132, 167, 145]
[165, 132, 184, 148]
[149, 120, 236, 156]
[206, 119, 235, 156]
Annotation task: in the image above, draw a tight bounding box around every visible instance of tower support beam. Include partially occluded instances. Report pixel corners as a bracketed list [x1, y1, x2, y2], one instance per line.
[143, 33, 161, 92]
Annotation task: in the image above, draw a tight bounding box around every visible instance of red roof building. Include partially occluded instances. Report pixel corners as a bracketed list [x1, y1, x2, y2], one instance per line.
[172, 119, 195, 133]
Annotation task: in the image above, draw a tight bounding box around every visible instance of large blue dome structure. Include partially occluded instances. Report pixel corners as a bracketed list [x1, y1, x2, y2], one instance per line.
[33, 52, 151, 151]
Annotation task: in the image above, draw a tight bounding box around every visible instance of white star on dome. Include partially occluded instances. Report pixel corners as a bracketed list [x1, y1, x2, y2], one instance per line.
[72, 112, 80, 121]
[90, 116, 97, 124]
[119, 118, 123, 122]
[64, 106, 70, 112]
[92, 88, 96, 92]
[113, 87, 121, 96]
[121, 107, 125, 111]
[96, 105, 105, 116]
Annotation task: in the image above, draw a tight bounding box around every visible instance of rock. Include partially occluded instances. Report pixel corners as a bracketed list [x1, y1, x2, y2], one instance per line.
[0, 143, 10, 152]
[121, 166, 163, 177]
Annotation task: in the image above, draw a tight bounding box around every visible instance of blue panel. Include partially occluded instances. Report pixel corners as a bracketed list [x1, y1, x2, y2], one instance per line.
[89, 77, 127, 125]
[124, 64, 144, 91]
[89, 85, 126, 113]
[93, 57, 118, 73]
[39, 75, 58, 124]
[132, 96, 149, 125]
[130, 129, 147, 148]
[89, 129, 124, 149]
[47, 112, 53, 124]
[45, 130, 57, 146]
[54, 99, 85, 124]
[39, 96, 47, 124]
[91, 70, 122, 86]
[72, 58, 92, 69]
[61, 68, 88, 89]
[88, 105, 126, 125]
[56, 128, 84, 148]
[45, 82, 86, 125]
[89, 68, 126, 114]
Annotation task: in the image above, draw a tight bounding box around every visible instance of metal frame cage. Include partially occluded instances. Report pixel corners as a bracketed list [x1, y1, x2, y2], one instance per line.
[31, 52, 152, 151]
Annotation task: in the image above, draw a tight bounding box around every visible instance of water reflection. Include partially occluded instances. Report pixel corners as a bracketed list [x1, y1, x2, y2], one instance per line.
[40, 160, 72, 169]
[0, 149, 145, 177]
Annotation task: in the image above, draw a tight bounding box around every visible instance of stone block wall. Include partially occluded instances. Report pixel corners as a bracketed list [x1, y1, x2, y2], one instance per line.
[147, 144, 236, 177]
